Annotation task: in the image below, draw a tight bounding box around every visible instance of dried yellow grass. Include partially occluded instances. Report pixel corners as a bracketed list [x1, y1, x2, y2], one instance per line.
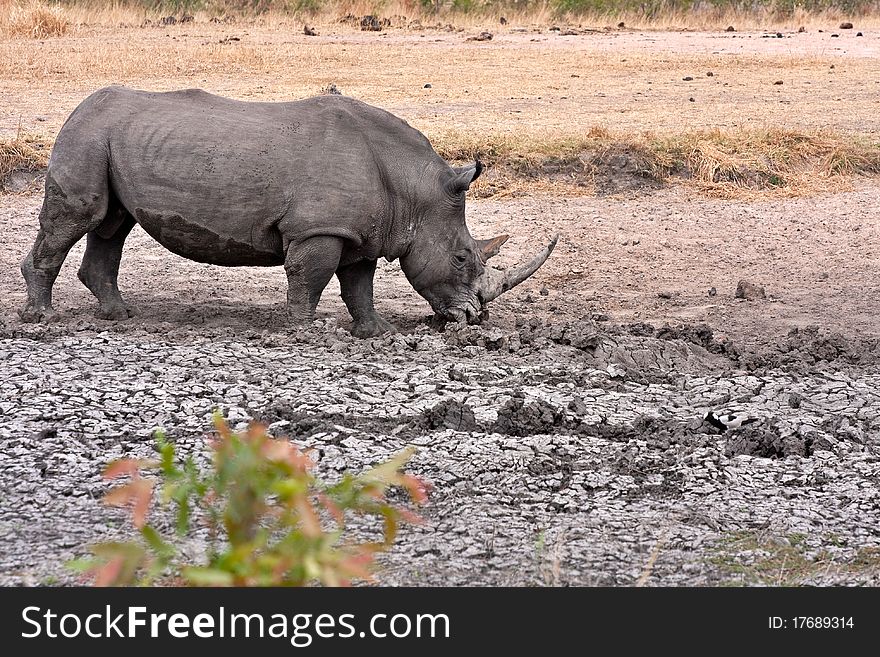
[435, 128, 880, 198]
[1, 1, 69, 38]
[0, 130, 51, 190]
[6, 1, 880, 33]
[3, 127, 877, 198]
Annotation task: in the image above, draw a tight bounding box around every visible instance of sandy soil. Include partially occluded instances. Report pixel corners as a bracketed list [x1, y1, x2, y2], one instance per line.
[3, 185, 879, 347]
[2, 25, 880, 141]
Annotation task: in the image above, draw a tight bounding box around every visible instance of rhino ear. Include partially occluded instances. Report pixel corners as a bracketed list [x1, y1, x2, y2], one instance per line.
[448, 160, 484, 194]
[476, 234, 509, 262]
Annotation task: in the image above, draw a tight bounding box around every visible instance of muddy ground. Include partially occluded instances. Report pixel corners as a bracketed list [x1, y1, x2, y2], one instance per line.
[2, 181, 880, 586]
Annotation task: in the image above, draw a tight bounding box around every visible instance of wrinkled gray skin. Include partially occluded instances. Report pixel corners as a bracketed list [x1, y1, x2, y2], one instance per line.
[20, 87, 557, 337]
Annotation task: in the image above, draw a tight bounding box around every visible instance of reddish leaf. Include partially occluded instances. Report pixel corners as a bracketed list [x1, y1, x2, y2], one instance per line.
[262, 438, 313, 471]
[336, 551, 374, 583]
[103, 459, 143, 480]
[104, 479, 154, 528]
[293, 496, 322, 537]
[399, 474, 429, 504]
[396, 507, 424, 526]
[318, 493, 344, 526]
[93, 556, 124, 587]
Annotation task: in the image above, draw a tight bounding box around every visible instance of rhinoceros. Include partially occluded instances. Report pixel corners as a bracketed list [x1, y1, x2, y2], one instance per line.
[19, 86, 558, 337]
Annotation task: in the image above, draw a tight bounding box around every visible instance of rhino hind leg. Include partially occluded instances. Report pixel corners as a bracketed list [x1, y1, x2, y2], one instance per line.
[77, 209, 137, 320]
[284, 236, 344, 324]
[19, 175, 109, 323]
[337, 259, 396, 338]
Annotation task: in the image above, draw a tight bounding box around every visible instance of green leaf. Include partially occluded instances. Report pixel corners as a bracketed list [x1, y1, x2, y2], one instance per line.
[183, 567, 235, 586]
[140, 525, 175, 560]
[66, 557, 96, 573]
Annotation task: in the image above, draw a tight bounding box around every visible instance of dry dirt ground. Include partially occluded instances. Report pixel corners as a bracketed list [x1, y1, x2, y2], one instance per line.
[2, 23, 880, 142]
[2, 24, 880, 586]
[2, 183, 880, 586]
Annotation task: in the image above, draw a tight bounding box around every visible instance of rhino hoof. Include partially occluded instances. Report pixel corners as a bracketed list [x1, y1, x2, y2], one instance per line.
[96, 305, 135, 321]
[351, 316, 396, 338]
[18, 305, 60, 323]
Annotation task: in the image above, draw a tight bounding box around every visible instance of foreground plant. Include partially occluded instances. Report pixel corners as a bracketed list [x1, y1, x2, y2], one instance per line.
[73, 414, 427, 586]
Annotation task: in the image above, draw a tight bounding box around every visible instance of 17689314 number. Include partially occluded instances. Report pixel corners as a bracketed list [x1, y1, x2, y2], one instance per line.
[769, 617, 854, 630]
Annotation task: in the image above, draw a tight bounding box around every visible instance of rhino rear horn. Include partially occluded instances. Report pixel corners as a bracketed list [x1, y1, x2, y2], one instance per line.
[476, 234, 509, 262]
[479, 234, 559, 303]
[448, 160, 484, 193]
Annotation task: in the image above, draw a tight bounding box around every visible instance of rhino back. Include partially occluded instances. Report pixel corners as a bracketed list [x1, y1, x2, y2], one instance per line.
[55, 87, 446, 265]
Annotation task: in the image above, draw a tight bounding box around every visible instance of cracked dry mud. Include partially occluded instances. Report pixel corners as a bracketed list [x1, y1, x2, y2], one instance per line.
[2, 186, 880, 586]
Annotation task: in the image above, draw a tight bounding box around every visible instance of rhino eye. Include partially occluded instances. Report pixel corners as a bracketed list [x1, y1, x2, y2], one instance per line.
[452, 254, 467, 269]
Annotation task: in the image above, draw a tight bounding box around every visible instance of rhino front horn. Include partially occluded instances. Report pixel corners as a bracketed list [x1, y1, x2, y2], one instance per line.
[479, 234, 559, 304]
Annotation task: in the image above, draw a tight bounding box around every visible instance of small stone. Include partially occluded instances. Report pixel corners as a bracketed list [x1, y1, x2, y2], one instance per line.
[708, 287, 717, 297]
[734, 280, 766, 300]
[774, 80, 784, 85]
[798, 26, 806, 33]
[831, 33, 840, 38]
[539, 286, 549, 296]
[857, 31, 863, 37]
[689, 97, 695, 102]
[658, 291, 674, 299]
[776, 32, 783, 38]
[423, 83, 432, 88]
[683, 76, 694, 81]
[725, 25, 735, 32]
[706, 71, 714, 77]
[360, 15, 382, 31]
[839, 22, 854, 30]
[617, 22, 625, 28]
[467, 31, 493, 42]
[303, 24, 318, 36]
[500, 16, 507, 25]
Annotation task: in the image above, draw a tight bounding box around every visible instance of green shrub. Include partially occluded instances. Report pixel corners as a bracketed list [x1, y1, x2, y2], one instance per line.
[72, 414, 427, 586]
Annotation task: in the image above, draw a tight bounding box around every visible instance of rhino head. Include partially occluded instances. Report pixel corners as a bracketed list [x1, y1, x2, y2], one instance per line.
[400, 161, 559, 324]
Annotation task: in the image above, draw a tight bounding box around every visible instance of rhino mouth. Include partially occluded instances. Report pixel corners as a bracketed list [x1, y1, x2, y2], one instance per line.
[434, 234, 559, 325]
[434, 295, 483, 324]
[440, 304, 481, 324]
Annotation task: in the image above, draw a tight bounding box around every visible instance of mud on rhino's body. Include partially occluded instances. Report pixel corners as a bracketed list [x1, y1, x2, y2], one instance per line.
[20, 86, 557, 336]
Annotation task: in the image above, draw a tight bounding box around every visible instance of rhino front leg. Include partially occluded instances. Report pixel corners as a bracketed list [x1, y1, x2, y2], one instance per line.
[284, 236, 343, 324]
[337, 259, 396, 338]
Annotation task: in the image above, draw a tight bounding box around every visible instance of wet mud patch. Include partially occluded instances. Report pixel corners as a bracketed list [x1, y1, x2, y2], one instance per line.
[587, 415, 721, 449]
[491, 393, 566, 437]
[445, 318, 734, 382]
[742, 326, 880, 371]
[724, 420, 813, 458]
[260, 398, 480, 440]
[414, 399, 479, 432]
